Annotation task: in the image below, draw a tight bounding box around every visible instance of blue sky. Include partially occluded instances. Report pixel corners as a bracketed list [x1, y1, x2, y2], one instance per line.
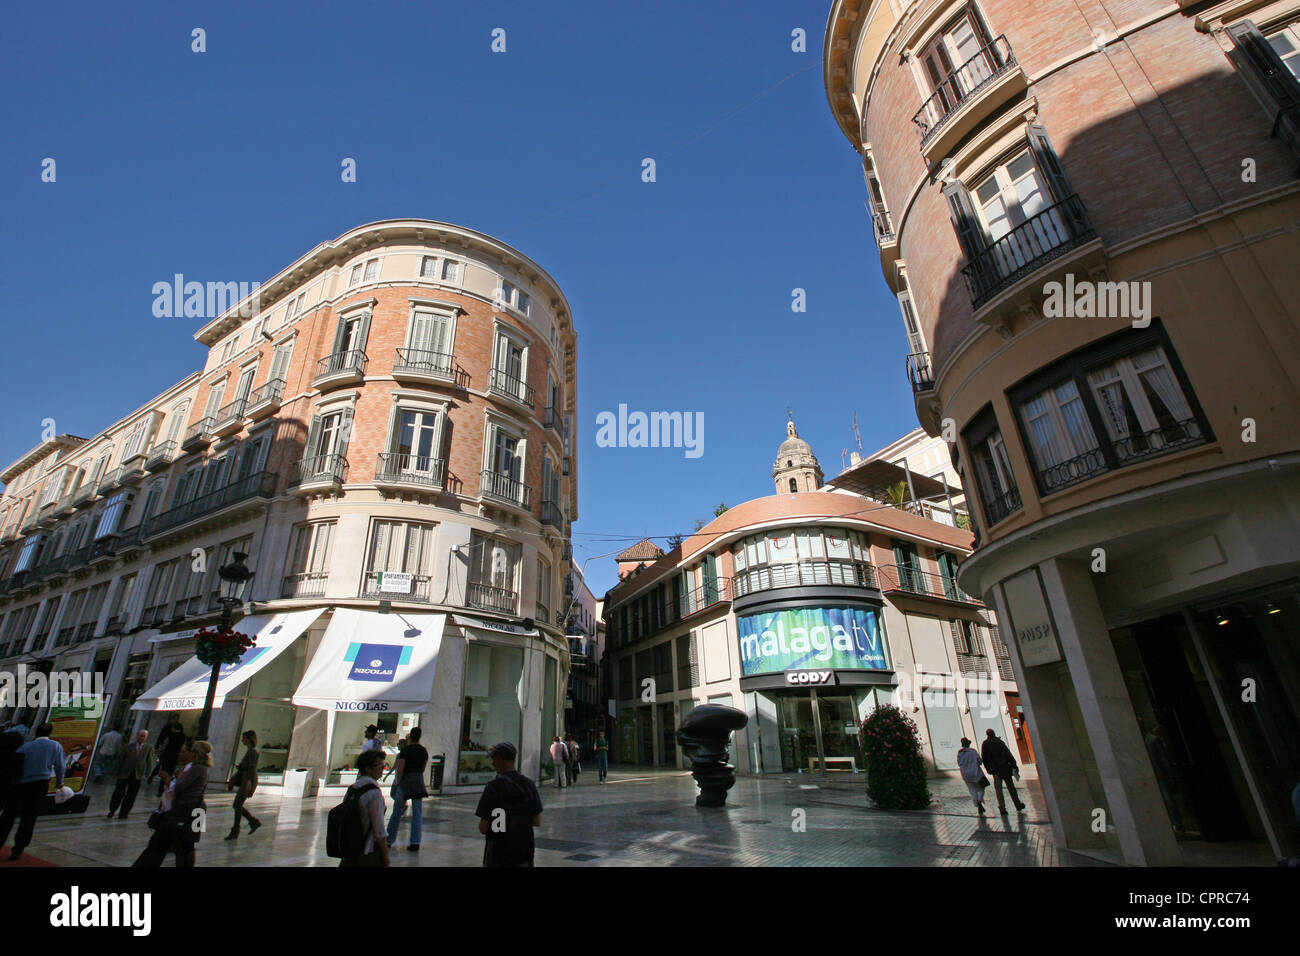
[0, 0, 916, 598]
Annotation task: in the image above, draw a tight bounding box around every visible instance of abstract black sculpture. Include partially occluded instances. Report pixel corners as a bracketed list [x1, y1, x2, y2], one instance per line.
[676, 704, 748, 807]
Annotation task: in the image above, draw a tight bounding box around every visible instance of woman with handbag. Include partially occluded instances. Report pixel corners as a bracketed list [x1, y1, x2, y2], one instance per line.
[384, 726, 429, 852]
[956, 737, 988, 815]
[133, 739, 210, 866]
[225, 730, 261, 840]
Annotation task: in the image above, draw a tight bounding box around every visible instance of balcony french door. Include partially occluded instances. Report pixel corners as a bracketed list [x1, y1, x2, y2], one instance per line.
[395, 411, 441, 480]
[975, 151, 1065, 277]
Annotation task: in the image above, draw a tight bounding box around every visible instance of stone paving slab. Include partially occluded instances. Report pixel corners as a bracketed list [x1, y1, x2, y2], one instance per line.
[8, 767, 1100, 867]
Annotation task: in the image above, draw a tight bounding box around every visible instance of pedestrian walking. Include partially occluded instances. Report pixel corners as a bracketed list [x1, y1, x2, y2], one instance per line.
[956, 737, 988, 815]
[980, 728, 1026, 814]
[225, 730, 261, 840]
[0, 722, 65, 860]
[132, 740, 204, 867]
[549, 736, 569, 788]
[0, 731, 24, 831]
[339, 749, 389, 867]
[594, 731, 610, 783]
[475, 742, 543, 867]
[94, 726, 123, 783]
[152, 716, 185, 793]
[565, 735, 580, 784]
[385, 726, 429, 852]
[107, 729, 154, 819]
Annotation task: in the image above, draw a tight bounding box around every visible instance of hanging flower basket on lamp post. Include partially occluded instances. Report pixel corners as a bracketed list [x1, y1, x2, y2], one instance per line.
[195, 551, 254, 741]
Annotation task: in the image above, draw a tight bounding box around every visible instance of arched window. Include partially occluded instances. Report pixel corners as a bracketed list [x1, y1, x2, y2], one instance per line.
[786, 459, 793, 467]
[789, 478, 798, 493]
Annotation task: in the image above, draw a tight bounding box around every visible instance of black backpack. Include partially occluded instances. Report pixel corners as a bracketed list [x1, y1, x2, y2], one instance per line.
[326, 782, 378, 858]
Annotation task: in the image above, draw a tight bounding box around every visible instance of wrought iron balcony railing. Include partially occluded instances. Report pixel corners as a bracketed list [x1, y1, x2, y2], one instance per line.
[962, 194, 1095, 308]
[1035, 418, 1207, 495]
[540, 500, 565, 530]
[679, 576, 734, 617]
[393, 348, 456, 380]
[315, 349, 368, 381]
[480, 470, 532, 508]
[375, 453, 445, 489]
[906, 351, 934, 393]
[246, 378, 285, 409]
[282, 571, 329, 599]
[488, 368, 535, 408]
[877, 564, 982, 605]
[982, 485, 1023, 527]
[466, 581, 518, 615]
[733, 560, 875, 599]
[290, 454, 348, 487]
[141, 471, 276, 538]
[913, 34, 1017, 147]
[360, 571, 432, 603]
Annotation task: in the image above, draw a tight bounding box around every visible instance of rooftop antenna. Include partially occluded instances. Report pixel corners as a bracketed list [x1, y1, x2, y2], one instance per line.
[841, 448, 848, 471]
[852, 411, 863, 453]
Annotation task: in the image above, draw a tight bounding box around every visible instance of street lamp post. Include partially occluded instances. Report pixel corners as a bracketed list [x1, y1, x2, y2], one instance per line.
[195, 551, 252, 742]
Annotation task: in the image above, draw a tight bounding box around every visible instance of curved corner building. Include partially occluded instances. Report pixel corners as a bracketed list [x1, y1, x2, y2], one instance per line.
[824, 0, 1300, 863]
[0, 219, 578, 792]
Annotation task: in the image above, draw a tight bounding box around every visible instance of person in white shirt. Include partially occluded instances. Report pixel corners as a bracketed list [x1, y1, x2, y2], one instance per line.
[341, 749, 390, 868]
[956, 737, 987, 815]
[361, 724, 383, 752]
[549, 736, 569, 789]
[94, 727, 123, 783]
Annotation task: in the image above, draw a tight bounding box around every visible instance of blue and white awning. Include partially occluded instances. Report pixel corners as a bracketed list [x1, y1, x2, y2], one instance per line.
[291, 608, 445, 713]
[132, 609, 324, 712]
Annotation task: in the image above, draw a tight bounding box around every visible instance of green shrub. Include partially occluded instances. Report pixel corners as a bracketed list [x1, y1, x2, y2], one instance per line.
[860, 705, 930, 810]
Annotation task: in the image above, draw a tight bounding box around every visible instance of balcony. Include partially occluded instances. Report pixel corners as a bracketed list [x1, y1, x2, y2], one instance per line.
[466, 581, 518, 615]
[282, 571, 328, 600]
[392, 349, 457, 386]
[540, 500, 565, 531]
[116, 460, 146, 487]
[962, 194, 1096, 311]
[289, 454, 348, 494]
[141, 470, 277, 540]
[733, 560, 877, 600]
[245, 379, 285, 420]
[913, 34, 1025, 161]
[981, 485, 1022, 528]
[211, 398, 248, 438]
[374, 453, 444, 492]
[1035, 418, 1208, 497]
[145, 441, 178, 472]
[359, 571, 432, 603]
[55, 625, 77, 649]
[479, 470, 532, 510]
[71, 484, 97, 510]
[182, 417, 215, 452]
[878, 564, 982, 605]
[103, 616, 125, 637]
[906, 351, 935, 394]
[95, 468, 119, 496]
[679, 577, 733, 618]
[314, 350, 367, 390]
[487, 368, 535, 409]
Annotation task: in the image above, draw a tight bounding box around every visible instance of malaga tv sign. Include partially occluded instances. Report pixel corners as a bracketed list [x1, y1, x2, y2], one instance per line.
[737, 606, 887, 676]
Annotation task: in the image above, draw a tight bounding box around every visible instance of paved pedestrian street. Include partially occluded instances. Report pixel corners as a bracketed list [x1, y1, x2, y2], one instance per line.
[5, 768, 1114, 868]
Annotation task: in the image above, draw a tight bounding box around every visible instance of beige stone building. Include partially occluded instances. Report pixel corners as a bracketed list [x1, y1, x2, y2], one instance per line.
[0, 219, 578, 793]
[825, 0, 1300, 863]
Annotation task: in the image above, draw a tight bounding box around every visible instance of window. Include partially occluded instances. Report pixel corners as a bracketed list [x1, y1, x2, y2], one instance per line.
[467, 533, 520, 612]
[407, 307, 453, 358]
[363, 258, 379, 282]
[963, 407, 1021, 528]
[122, 416, 153, 460]
[1009, 326, 1209, 496]
[442, 259, 459, 281]
[284, 521, 335, 598]
[918, 6, 998, 114]
[304, 407, 354, 476]
[732, 527, 874, 597]
[202, 380, 226, 420]
[349, 263, 364, 286]
[420, 256, 437, 278]
[950, 619, 991, 677]
[536, 557, 552, 622]
[162, 402, 189, 446]
[385, 408, 443, 483]
[268, 339, 293, 385]
[491, 330, 530, 403]
[233, 364, 257, 405]
[94, 491, 132, 540]
[1226, 20, 1300, 157]
[173, 547, 212, 616]
[944, 125, 1089, 307]
[500, 279, 516, 306]
[142, 558, 182, 624]
[863, 147, 894, 242]
[108, 573, 136, 629]
[235, 434, 270, 481]
[209, 536, 254, 608]
[517, 290, 530, 315]
[13, 535, 41, 573]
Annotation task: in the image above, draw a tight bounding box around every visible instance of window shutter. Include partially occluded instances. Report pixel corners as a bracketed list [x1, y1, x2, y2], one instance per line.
[355, 311, 372, 354]
[330, 316, 348, 355]
[1025, 122, 1088, 236]
[1228, 20, 1300, 113]
[942, 178, 990, 272]
[337, 406, 355, 460]
[305, 415, 322, 460]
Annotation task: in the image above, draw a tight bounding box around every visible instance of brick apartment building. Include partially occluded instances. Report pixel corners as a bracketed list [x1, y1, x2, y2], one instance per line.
[0, 219, 578, 792]
[824, 0, 1300, 863]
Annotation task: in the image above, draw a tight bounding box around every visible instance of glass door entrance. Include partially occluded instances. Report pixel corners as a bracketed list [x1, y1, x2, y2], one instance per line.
[766, 690, 864, 773]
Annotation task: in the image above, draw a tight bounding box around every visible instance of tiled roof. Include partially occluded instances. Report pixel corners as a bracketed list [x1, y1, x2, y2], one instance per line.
[616, 538, 665, 561]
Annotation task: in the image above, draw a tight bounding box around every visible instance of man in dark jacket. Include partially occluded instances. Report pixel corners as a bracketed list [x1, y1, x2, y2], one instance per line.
[475, 742, 543, 867]
[981, 728, 1026, 814]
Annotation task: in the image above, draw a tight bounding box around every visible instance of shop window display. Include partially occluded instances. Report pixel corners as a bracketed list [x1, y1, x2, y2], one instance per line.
[458, 642, 524, 785]
[229, 638, 306, 783]
[329, 711, 421, 785]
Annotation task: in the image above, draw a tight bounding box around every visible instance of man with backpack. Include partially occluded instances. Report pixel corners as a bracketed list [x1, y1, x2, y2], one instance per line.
[329, 749, 390, 867]
[475, 742, 543, 867]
